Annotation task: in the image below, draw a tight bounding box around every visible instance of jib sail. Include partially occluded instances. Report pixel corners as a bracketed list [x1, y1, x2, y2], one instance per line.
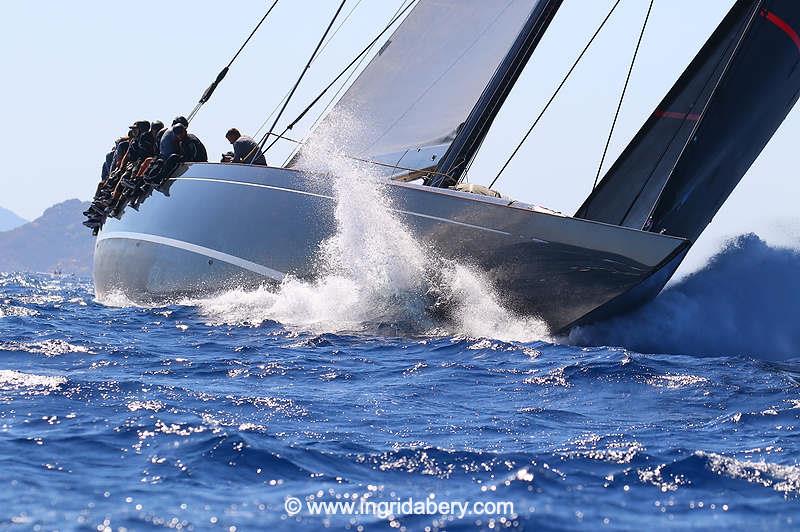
[575, 0, 760, 230]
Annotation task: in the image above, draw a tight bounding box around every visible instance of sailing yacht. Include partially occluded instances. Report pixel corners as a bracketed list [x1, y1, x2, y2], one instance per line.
[93, 0, 800, 332]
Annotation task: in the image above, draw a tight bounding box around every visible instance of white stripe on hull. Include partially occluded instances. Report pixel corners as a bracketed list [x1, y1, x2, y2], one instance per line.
[96, 231, 286, 281]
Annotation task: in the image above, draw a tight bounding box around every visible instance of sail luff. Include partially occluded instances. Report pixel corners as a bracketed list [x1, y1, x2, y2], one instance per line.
[427, 0, 563, 187]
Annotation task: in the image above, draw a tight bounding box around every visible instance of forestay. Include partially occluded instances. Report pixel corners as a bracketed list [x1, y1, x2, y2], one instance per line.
[289, 0, 544, 174]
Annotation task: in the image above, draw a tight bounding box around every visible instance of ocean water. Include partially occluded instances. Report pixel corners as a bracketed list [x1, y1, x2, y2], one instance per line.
[2, 235, 800, 531]
[4, 136, 800, 529]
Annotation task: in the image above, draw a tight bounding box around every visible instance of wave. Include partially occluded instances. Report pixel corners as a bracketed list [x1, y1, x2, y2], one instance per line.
[569, 234, 800, 358]
[0, 369, 66, 392]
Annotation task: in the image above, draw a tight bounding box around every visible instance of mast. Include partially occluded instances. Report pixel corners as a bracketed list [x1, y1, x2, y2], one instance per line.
[426, 0, 563, 188]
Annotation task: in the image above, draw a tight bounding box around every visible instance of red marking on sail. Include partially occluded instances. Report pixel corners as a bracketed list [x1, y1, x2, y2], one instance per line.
[654, 110, 701, 121]
[762, 9, 800, 53]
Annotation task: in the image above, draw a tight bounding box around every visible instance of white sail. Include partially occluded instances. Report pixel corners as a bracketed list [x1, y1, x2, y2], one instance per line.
[291, 0, 544, 172]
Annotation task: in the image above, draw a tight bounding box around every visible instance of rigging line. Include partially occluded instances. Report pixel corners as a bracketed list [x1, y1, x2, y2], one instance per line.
[252, 0, 365, 139]
[591, 0, 655, 191]
[187, 0, 280, 123]
[488, 0, 623, 189]
[643, 0, 763, 226]
[258, 0, 418, 156]
[228, 1, 280, 69]
[283, 0, 412, 165]
[614, 3, 758, 227]
[258, 0, 348, 154]
[343, 155, 456, 180]
[318, 0, 365, 57]
[256, 123, 456, 180]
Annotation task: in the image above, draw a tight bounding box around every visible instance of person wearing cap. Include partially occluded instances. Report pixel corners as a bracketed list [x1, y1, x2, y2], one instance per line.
[126, 120, 156, 162]
[159, 116, 191, 158]
[151, 120, 165, 146]
[174, 124, 208, 162]
[223, 128, 266, 165]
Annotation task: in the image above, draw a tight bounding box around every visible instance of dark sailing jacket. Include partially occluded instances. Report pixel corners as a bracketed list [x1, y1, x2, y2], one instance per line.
[182, 134, 208, 162]
[232, 135, 267, 165]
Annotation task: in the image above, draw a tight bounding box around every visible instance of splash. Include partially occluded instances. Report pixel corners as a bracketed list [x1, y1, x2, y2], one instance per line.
[569, 234, 800, 358]
[194, 113, 548, 342]
[95, 289, 139, 308]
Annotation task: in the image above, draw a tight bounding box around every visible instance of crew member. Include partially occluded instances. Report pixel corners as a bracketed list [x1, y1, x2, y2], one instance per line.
[101, 145, 115, 181]
[159, 116, 189, 158]
[126, 120, 156, 162]
[151, 120, 165, 146]
[224, 128, 267, 165]
[174, 124, 208, 162]
[110, 132, 132, 172]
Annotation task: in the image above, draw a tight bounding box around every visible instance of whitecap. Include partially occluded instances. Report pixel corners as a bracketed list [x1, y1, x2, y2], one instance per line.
[0, 339, 91, 356]
[0, 370, 66, 392]
[696, 450, 800, 495]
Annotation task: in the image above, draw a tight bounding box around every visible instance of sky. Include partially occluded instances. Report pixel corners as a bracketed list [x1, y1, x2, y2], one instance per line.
[0, 0, 798, 274]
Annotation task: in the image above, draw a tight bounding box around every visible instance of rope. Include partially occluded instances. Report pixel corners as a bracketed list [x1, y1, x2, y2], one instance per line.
[489, 0, 623, 189]
[258, 0, 348, 154]
[282, 0, 411, 165]
[257, 125, 456, 181]
[187, 0, 280, 123]
[252, 0, 366, 140]
[612, 2, 758, 225]
[256, 0, 418, 157]
[592, 0, 655, 191]
[228, 1, 280, 70]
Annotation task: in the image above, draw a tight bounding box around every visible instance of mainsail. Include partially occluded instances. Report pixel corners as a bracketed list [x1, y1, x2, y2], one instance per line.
[290, 0, 554, 173]
[578, 0, 800, 242]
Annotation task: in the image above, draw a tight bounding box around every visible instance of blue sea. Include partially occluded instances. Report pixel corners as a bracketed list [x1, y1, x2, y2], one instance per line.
[2, 233, 800, 530]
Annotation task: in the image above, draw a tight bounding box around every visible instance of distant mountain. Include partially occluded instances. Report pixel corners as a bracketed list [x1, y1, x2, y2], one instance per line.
[0, 199, 94, 275]
[0, 206, 27, 231]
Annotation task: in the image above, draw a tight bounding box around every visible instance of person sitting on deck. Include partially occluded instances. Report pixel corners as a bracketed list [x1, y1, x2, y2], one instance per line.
[174, 124, 208, 162]
[110, 133, 131, 172]
[126, 120, 157, 163]
[159, 116, 189, 158]
[151, 120, 165, 146]
[223, 128, 267, 165]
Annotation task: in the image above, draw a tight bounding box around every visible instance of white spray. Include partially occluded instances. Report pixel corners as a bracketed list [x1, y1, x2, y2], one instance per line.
[193, 114, 550, 341]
